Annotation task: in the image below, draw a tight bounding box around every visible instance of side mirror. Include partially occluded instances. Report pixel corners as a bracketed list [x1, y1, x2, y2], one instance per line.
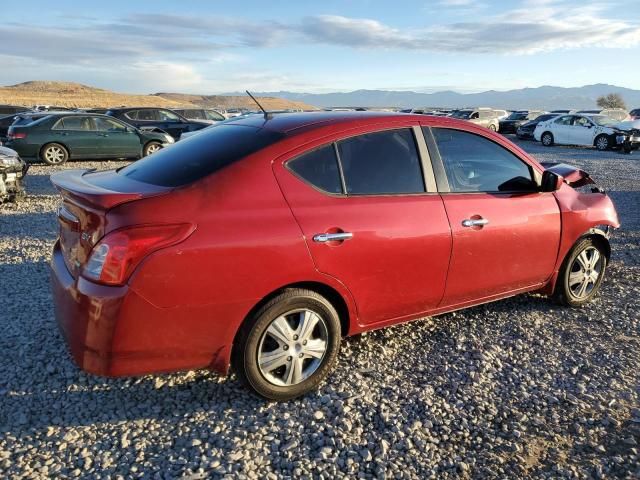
[540, 170, 563, 192]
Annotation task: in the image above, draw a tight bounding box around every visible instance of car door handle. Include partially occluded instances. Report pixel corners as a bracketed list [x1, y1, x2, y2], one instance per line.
[462, 218, 489, 227]
[313, 232, 353, 243]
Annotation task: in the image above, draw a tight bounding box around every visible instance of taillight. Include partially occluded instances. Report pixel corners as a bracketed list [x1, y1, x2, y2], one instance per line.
[8, 132, 27, 140]
[83, 223, 195, 286]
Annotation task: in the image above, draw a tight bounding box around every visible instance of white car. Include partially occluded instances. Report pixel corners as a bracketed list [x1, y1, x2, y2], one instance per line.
[533, 114, 640, 151]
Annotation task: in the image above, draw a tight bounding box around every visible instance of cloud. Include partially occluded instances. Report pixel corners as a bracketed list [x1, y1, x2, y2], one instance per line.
[300, 4, 640, 54]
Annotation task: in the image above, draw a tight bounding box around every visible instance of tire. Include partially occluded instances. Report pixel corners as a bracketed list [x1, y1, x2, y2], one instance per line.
[541, 132, 554, 146]
[40, 143, 69, 165]
[488, 124, 497, 131]
[232, 288, 342, 401]
[143, 141, 162, 157]
[554, 237, 607, 307]
[595, 134, 610, 151]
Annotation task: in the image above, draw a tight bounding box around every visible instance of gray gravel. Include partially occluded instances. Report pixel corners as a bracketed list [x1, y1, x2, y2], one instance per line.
[1, 141, 639, 479]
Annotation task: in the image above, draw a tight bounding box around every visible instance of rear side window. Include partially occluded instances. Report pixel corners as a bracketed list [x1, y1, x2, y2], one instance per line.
[287, 145, 342, 194]
[432, 128, 533, 193]
[337, 129, 425, 195]
[120, 125, 285, 187]
[52, 116, 92, 130]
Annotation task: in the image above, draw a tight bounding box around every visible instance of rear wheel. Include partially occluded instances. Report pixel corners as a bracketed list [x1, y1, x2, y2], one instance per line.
[233, 289, 341, 400]
[143, 141, 162, 157]
[541, 132, 554, 146]
[554, 238, 607, 307]
[595, 134, 610, 151]
[41, 143, 68, 165]
[488, 123, 497, 131]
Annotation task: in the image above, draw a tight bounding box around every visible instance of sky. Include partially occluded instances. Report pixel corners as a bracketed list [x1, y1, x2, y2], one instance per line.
[2, 0, 639, 94]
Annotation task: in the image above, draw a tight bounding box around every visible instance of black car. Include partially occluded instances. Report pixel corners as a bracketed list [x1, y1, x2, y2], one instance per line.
[516, 113, 561, 139]
[0, 105, 30, 116]
[106, 108, 209, 140]
[5, 112, 174, 165]
[498, 110, 545, 134]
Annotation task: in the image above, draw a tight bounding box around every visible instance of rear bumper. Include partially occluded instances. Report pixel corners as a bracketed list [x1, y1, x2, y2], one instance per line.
[49, 241, 235, 377]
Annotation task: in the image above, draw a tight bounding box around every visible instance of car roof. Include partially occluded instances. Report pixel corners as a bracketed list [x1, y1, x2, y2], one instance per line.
[219, 111, 479, 136]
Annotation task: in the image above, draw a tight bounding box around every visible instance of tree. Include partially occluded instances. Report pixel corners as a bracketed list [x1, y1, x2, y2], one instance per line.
[596, 93, 627, 110]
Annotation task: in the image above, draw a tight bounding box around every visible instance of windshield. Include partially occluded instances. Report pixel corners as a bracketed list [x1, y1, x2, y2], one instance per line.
[506, 112, 528, 121]
[120, 125, 285, 187]
[590, 115, 617, 126]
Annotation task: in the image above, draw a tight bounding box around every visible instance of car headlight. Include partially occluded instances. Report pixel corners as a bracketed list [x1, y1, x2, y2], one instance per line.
[0, 156, 20, 167]
[165, 135, 174, 144]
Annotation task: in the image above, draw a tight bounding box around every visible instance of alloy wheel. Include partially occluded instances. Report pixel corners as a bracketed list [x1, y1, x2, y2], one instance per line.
[258, 309, 329, 386]
[596, 136, 608, 150]
[568, 246, 603, 299]
[146, 143, 161, 155]
[45, 146, 65, 164]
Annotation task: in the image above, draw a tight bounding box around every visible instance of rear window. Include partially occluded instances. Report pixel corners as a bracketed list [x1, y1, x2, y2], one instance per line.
[120, 125, 284, 187]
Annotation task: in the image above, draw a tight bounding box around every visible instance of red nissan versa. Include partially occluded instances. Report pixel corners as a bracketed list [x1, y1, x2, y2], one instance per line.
[50, 112, 619, 400]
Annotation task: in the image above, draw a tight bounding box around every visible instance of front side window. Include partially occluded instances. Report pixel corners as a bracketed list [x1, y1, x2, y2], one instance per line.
[287, 145, 342, 194]
[337, 129, 425, 195]
[205, 110, 225, 121]
[158, 110, 181, 122]
[555, 115, 574, 126]
[431, 128, 534, 193]
[94, 117, 127, 132]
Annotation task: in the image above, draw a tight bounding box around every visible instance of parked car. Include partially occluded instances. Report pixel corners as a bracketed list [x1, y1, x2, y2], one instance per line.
[5, 113, 174, 164]
[33, 105, 75, 112]
[172, 108, 226, 124]
[577, 109, 629, 122]
[534, 114, 640, 150]
[0, 146, 27, 202]
[450, 108, 500, 131]
[105, 108, 209, 140]
[499, 110, 546, 134]
[492, 109, 509, 120]
[516, 113, 561, 139]
[628, 108, 640, 120]
[179, 113, 256, 140]
[0, 105, 30, 116]
[223, 108, 246, 118]
[49, 111, 619, 400]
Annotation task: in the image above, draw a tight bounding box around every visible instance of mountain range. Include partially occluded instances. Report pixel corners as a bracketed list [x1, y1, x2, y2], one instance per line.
[226, 84, 640, 110]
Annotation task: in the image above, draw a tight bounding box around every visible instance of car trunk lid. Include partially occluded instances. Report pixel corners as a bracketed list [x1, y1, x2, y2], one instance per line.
[51, 169, 170, 277]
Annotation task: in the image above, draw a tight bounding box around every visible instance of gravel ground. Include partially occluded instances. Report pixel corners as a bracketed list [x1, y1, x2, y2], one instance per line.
[0, 139, 638, 479]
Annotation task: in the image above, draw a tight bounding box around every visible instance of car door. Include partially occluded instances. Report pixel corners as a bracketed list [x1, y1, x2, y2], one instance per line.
[427, 127, 561, 307]
[570, 116, 596, 146]
[50, 116, 96, 157]
[552, 115, 579, 144]
[274, 126, 452, 326]
[92, 117, 142, 158]
[157, 109, 189, 139]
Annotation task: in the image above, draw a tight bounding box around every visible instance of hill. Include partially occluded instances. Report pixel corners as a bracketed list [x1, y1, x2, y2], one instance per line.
[0, 81, 315, 111]
[233, 84, 640, 110]
[155, 92, 314, 111]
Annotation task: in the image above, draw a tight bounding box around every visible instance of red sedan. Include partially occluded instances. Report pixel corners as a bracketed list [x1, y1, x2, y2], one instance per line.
[50, 112, 619, 400]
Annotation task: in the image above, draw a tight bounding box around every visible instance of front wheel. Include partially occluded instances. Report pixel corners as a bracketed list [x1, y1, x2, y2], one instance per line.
[595, 134, 610, 151]
[488, 124, 497, 131]
[233, 289, 342, 400]
[143, 141, 162, 157]
[554, 238, 607, 307]
[541, 132, 554, 146]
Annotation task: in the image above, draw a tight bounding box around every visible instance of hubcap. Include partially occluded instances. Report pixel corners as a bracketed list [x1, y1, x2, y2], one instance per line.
[45, 147, 64, 163]
[258, 309, 329, 387]
[568, 247, 603, 299]
[543, 135, 551, 145]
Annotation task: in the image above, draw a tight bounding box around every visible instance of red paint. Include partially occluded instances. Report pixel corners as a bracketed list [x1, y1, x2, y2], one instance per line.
[49, 113, 620, 378]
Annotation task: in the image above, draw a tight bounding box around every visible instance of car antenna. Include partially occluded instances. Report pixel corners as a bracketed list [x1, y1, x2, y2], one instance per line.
[246, 90, 272, 120]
